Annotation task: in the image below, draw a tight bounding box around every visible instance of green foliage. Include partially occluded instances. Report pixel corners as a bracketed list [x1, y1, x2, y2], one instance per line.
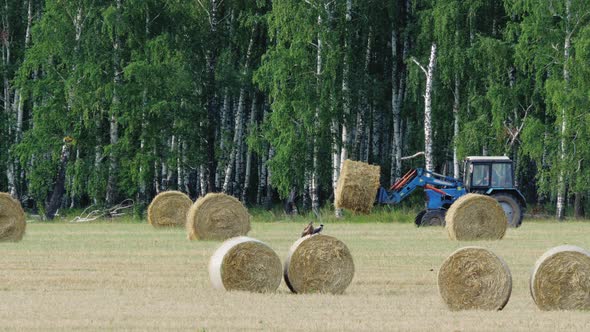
[1, 0, 590, 219]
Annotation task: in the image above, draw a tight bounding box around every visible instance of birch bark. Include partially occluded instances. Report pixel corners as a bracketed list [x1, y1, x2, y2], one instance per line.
[310, 13, 322, 214]
[411, 43, 437, 173]
[106, 0, 123, 205]
[556, 0, 571, 220]
[223, 27, 255, 194]
[452, 74, 460, 179]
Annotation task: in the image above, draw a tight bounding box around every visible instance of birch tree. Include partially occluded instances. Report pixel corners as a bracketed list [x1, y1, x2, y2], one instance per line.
[411, 43, 437, 172]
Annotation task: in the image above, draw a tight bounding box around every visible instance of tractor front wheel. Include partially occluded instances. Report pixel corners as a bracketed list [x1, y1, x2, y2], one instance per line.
[415, 210, 427, 227]
[491, 194, 523, 228]
[420, 209, 446, 227]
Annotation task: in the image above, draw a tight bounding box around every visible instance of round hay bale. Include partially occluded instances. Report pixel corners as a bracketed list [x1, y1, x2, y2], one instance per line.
[445, 193, 507, 241]
[0, 192, 26, 242]
[147, 191, 192, 228]
[209, 236, 282, 293]
[186, 193, 250, 241]
[334, 159, 381, 214]
[530, 245, 590, 311]
[284, 234, 355, 294]
[438, 246, 512, 311]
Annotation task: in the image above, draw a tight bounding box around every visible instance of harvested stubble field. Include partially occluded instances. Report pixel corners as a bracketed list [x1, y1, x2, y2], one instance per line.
[1, 217, 590, 331]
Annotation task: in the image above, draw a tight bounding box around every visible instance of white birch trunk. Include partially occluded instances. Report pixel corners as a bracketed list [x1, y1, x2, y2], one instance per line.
[222, 93, 245, 194]
[303, 171, 311, 212]
[2, 2, 15, 197]
[423, 43, 437, 172]
[362, 104, 371, 162]
[339, 0, 352, 171]
[311, 13, 322, 214]
[335, 0, 352, 217]
[258, 147, 268, 206]
[160, 156, 167, 191]
[265, 147, 274, 209]
[14, 0, 31, 145]
[204, 0, 219, 193]
[69, 147, 81, 208]
[106, 0, 122, 205]
[371, 103, 379, 162]
[332, 118, 342, 217]
[182, 141, 189, 193]
[177, 137, 183, 191]
[241, 97, 257, 203]
[354, 29, 372, 161]
[556, 0, 571, 220]
[257, 106, 269, 205]
[167, 135, 176, 187]
[199, 164, 207, 197]
[452, 74, 460, 179]
[94, 141, 102, 205]
[391, 19, 409, 183]
[194, 170, 201, 197]
[139, 89, 147, 200]
[136, 8, 149, 204]
[154, 148, 161, 194]
[223, 28, 255, 194]
[391, 30, 401, 183]
[217, 90, 230, 189]
[235, 112, 246, 196]
[9, 0, 30, 195]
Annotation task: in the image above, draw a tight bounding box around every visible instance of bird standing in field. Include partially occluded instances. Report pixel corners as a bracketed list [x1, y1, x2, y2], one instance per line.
[301, 222, 324, 237]
[301, 222, 314, 237]
[312, 224, 323, 234]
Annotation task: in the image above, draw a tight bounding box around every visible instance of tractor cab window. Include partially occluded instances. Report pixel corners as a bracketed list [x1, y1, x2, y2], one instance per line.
[472, 164, 490, 186]
[491, 163, 513, 188]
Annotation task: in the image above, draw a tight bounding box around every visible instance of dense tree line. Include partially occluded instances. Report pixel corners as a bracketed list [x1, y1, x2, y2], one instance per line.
[0, 0, 589, 220]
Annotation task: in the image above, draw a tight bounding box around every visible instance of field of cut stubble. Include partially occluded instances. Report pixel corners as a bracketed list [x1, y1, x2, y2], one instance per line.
[1, 218, 590, 331]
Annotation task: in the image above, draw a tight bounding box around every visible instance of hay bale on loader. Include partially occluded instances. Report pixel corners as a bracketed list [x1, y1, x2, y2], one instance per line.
[0, 192, 26, 242]
[147, 191, 192, 227]
[438, 246, 512, 311]
[445, 193, 507, 241]
[284, 234, 354, 294]
[335, 160, 380, 214]
[530, 245, 590, 311]
[209, 236, 282, 293]
[186, 193, 250, 241]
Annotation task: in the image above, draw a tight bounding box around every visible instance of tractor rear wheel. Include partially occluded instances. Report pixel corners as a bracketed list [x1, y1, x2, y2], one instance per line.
[420, 209, 446, 227]
[415, 210, 427, 227]
[491, 194, 523, 228]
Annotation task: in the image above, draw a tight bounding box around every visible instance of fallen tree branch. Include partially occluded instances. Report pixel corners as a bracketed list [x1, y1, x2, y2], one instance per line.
[69, 199, 134, 223]
[401, 151, 425, 161]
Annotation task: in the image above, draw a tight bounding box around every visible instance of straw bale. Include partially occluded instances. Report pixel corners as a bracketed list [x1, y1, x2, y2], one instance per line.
[0, 193, 26, 242]
[334, 160, 380, 214]
[209, 236, 282, 293]
[186, 193, 250, 240]
[438, 246, 512, 311]
[530, 245, 590, 311]
[445, 193, 507, 241]
[147, 191, 192, 228]
[284, 234, 354, 294]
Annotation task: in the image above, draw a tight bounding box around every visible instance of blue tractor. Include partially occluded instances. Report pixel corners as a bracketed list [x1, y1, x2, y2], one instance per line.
[377, 156, 525, 227]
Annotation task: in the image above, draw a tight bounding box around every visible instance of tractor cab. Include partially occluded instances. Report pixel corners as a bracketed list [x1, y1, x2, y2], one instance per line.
[463, 156, 514, 192]
[462, 156, 526, 227]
